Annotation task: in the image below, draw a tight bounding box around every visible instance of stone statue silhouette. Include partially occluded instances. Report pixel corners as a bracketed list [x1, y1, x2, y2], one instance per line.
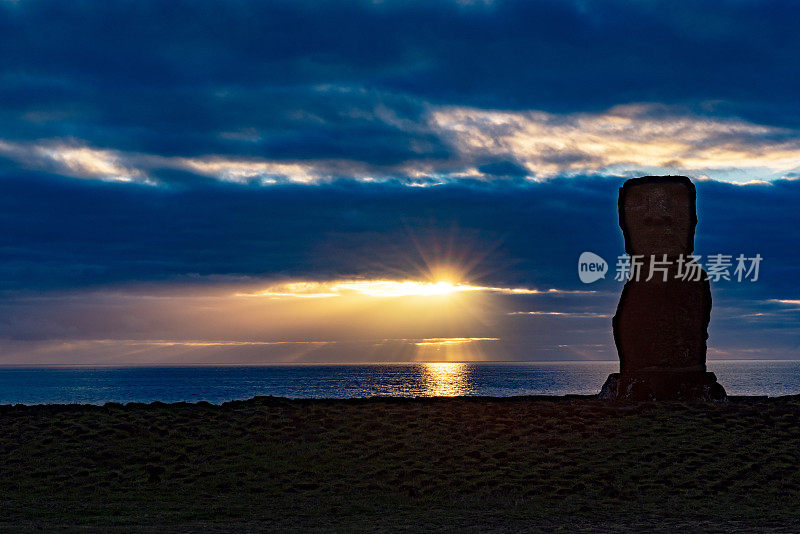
[600, 176, 727, 401]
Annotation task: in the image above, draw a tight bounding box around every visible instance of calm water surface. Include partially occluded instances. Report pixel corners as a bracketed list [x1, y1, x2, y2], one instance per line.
[0, 360, 798, 405]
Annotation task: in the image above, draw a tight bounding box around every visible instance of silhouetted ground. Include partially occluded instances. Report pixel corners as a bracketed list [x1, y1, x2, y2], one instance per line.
[1, 396, 799, 532]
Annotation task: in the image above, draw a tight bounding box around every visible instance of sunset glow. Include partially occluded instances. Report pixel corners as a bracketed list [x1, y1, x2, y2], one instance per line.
[238, 279, 483, 299]
[1, 0, 798, 370]
[235, 278, 587, 300]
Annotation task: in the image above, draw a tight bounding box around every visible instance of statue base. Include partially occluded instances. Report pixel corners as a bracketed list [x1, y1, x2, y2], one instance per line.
[599, 370, 727, 401]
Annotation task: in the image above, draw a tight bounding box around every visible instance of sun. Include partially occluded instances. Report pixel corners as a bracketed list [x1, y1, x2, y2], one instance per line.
[419, 280, 459, 296]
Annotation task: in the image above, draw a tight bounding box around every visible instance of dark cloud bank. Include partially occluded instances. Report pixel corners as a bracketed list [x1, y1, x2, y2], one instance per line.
[2, 0, 800, 163]
[1, 171, 796, 295]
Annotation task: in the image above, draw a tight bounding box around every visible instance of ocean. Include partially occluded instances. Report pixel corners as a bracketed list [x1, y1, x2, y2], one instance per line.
[0, 360, 799, 405]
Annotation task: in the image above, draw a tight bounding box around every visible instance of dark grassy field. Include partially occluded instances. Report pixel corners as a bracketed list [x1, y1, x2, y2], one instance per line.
[1, 396, 800, 532]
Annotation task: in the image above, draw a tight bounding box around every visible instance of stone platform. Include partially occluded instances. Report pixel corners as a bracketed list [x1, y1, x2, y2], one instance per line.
[599, 369, 727, 401]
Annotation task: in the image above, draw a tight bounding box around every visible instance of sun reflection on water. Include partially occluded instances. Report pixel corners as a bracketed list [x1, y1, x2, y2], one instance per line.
[422, 362, 470, 396]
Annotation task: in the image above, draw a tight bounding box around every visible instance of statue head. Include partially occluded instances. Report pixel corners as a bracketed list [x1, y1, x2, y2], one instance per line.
[618, 176, 697, 256]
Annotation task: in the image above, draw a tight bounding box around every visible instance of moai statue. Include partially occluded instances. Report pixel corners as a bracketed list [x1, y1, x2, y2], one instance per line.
[599, 176, 727, 401]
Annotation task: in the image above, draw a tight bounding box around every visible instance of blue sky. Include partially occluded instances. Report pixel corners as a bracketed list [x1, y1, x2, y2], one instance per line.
[0, 0, 798, 364]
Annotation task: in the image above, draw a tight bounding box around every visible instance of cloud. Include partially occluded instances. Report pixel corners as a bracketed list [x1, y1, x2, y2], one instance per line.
[235, 279, 595, 299]
[1, 171, 797, 298]
[6, 102, 799, 186]
[2, 1, 800, 187]
[430, 104, 800, 182]
[176, 156, 331, 185]
[0, 336, 509, 365]
[0, 139, 149, 183]
[769, 299, 800, 309]
[507, 311, 612, 318]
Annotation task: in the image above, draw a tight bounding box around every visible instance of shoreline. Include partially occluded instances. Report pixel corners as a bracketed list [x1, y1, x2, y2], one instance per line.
[0, 392, 795, 408]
